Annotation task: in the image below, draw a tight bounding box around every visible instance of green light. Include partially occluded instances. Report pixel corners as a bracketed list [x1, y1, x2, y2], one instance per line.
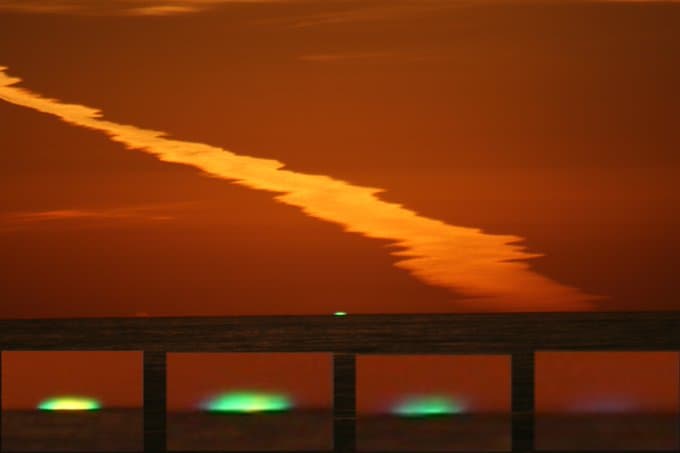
[38, 396, 101, 411]
[334, 311, 347, 317]
[392, 396, 464, 417]
[201, 391, 293, 413]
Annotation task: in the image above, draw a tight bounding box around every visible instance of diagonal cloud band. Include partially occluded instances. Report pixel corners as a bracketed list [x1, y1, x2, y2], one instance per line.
[0, 66, 598, 310]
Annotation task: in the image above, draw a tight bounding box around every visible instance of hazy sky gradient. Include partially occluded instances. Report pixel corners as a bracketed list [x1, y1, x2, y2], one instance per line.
[0, 0, 679, 318]
[0, 66, 599, 310]
[1, 0, 679, 417]
[1, 351, 143, 410]
[1, 0, 679, 17]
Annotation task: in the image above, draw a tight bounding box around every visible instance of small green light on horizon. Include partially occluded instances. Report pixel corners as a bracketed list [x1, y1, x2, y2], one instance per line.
[334, 311, 347, 316]
[38, 396, 101, 411]
[201, 391, 292, 413]
[392, 396, 464, 417]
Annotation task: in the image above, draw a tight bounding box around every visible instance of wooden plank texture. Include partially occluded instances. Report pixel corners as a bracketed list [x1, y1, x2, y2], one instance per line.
[2, 312, 679, 352]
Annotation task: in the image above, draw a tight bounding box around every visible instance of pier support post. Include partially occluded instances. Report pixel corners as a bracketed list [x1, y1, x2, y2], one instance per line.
[144, 351, 166, 452]
[334, 353, 356, 453]
[512, 351, 534, 452]
[0, 352, 3, 452]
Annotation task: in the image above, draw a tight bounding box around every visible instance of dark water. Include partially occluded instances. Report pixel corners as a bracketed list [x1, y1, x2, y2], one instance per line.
[535, 413, 679, 451]
[4, 409, 677, 451]
[168, 412, 512, 451]
[1, 409, 143, 451]
[167, 410, 333, 451]
[357, 414, 511, 451]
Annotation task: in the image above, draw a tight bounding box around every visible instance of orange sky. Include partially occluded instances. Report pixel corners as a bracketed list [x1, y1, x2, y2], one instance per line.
[3, 351, 677, 413]
[167, 353, 333, 411]
[536, 352, 680, 413]
[1, 351, 142, 410]
[357, 355, 510, 414]
[0, 1, 679, 317]
[0, 0, 679, 415]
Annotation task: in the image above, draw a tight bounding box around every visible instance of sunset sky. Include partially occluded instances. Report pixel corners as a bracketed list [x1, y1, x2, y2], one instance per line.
[4, 351, 677, 414]
[535, 351, 679, 414]
[1, 351, 142, 410]
[2, 3, 680, 442]
[1, 0, 679, 318]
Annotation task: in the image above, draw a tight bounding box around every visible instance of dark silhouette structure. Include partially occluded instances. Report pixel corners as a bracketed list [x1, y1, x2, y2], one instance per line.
[1, 312, 679, 452]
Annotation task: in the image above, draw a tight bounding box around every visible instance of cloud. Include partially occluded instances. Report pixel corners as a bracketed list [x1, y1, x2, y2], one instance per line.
[261, 0, 680, 28]
[297, 51, 446, 64]
[0, 65, 601, 310]
[287, 1, 469, 28]
[0, 0, 297, 15]
[0, 205, 180, 229]
[126, 5, 201, 15]
[0, 0, 79, 13]
[297, 52, 395, 63]
[0, 0, 676, 17]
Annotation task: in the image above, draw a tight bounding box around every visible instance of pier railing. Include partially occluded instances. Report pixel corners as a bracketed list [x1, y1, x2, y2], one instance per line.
[1, 312, 679, 452]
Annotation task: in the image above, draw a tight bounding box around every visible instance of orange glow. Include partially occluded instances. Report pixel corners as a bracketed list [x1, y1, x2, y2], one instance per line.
[2, 351, 142, 410]
[0, 66, 597, 310]
[536, 352, 680, 414]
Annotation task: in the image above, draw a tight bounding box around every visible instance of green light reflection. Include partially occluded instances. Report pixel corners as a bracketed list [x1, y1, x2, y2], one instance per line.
[201, 391, 293, 413]
[392, 395, 464, 417]
[37, 396, 101, 411]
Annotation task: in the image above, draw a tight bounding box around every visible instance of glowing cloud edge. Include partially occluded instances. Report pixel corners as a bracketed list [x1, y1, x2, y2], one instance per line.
[0, 66, 600, 310]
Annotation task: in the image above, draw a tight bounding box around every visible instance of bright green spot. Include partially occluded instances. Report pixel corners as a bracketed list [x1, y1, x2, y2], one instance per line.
[392, 396, 464, 417]
[334, 311, 347, 317]
[201, 391, 292, 413]
[38, 396, 101, 411]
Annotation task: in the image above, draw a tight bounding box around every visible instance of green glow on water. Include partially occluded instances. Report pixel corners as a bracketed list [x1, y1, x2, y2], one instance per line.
[392, 396, 465, 417]
[201, 391, 293, 413]
[37, 397, 101, 411]
[334, 311, 347, 316]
